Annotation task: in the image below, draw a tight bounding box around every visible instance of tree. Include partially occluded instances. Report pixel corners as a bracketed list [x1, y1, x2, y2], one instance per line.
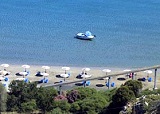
[36, 87, 58, 113]
[124, 80, 142, 97]
[0, 83, 7, 112]
[21, 99, 37, 113]
[53, 100, 71, 113]
[106, 86, 135, 114]
[67, 90, 80, 103]
[112, 86, 135, 106]
[7, 80, 39, 112]
[74, 87, 97, 100]
[69, 93, 107, 114]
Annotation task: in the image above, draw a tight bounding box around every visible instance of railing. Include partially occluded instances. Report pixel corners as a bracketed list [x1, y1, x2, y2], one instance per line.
[41, 65, 160, 90]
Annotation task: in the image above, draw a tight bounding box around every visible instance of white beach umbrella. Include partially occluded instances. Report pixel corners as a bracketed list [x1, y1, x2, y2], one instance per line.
[60, 73, 69, 81]
[123, 69, 131, 72]
[144, 70, 152, 77]
[42, 66, 50, 73]
[102, 69, 111, 75]
[0, 70, 8, 76]
[19, 72, 28, 78]
[144, 70, 152, 74]
[41, 72, 49, 77]
[123, 69, 131, 76]
[62, 67, 70, 71]
[22, 65, 30, 72]
[81, 68, 91, 75]
[1, 64, 9, 68]
[62, 67, 70, 74]
[82, 68, 90, 72]
[81, 74, 92, 78]
[16, 78, 25, 81]
[1, 64, 9, 70]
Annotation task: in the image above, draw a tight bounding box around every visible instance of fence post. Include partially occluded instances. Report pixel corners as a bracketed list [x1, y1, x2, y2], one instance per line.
[153, 69, 157, 90]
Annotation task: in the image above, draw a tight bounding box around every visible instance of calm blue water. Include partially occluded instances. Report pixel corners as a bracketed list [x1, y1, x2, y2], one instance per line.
[0, 0, 160, 68]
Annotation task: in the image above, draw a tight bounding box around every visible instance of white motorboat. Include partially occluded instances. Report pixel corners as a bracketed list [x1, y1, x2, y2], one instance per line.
[75, 31, 96, 40]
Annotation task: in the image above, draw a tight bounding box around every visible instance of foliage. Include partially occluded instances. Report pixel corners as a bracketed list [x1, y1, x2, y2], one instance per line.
[20, 99, 37, 112]
[98, 88, 117, 102]
[67, 90, 80, 103]
[0, 83, 7, 112]
[54, 95, 68, 101]
[123, 80, 142, 97]
[36, 87, 58, 113]
[69, 91, 108, 114]
[112, 86, 135, 106]
[47, 108, 63, 114]
[106, 86, 135, 114]
[53, 100, 71, 112]
[74, 87, 97, 100]
[7, 81, 38, 112]
[7, 80, 58, 113]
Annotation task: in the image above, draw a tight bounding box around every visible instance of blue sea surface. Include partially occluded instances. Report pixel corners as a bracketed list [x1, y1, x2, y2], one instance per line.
[0, 0, 160, 68]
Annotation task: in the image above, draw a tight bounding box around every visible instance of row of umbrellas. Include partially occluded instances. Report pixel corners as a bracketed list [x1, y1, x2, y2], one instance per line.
[0, 64, 154, 77]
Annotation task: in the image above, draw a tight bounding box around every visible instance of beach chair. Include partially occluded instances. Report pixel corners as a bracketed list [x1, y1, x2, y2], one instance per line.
[148, 77, 152, 82]
[59, 80, 63, 83]
[40, 79, 45, 83]
[24, 78, 29, 83]
[86, 81, 91, 86]
[106, 82, 109, 87]
[4, 77, 9, 82]
[44, 79, 49, 83]
[26, 71, 30, 76]
[111, 82, 115, 87]
[67, 73, 71, 78]
[3, 84, 6, 87]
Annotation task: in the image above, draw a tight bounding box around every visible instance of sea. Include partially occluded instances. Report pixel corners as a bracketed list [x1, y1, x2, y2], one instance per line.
[0, 0, 160, 68]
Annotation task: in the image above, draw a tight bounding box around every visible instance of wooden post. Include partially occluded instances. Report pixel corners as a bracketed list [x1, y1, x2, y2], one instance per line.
[108, 77, 110, 89]
[153, 69, 157, 90]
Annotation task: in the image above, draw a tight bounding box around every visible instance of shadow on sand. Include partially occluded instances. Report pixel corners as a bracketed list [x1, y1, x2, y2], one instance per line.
[75, 83, 84, 86]
[56, 75, 63, 78]
[96, 84, 105, 87]
[117, 77, 126, 81]
[76, 74, 83, 79]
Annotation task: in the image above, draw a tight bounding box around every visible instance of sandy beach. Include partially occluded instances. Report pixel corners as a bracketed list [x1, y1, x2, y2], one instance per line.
[0, 64, 160, 91]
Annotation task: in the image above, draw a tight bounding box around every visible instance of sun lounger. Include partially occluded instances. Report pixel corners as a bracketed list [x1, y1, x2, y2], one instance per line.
[148, 77, 152, 82]
[111, 82, 115, 87]
[86, 81, 91, 86]
[4, 77, 9, 82]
